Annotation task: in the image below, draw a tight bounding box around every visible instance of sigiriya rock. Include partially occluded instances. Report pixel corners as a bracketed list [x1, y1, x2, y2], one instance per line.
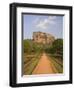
[33, 32, 55, 45]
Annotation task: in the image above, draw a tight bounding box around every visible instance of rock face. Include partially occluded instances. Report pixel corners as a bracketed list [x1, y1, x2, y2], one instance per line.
[33, 32, 55, 45]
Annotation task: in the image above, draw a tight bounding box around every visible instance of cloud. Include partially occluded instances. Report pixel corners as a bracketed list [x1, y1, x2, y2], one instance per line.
[34, 16, 56, 30]
[48, 16, 56, 20]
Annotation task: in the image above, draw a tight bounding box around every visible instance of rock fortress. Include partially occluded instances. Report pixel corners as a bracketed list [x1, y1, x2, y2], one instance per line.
[33, 32, 55, 45]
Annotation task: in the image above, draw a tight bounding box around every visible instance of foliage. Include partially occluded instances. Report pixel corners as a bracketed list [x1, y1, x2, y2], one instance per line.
[52, 39, 63, 55]
[45, 39, 63, 59]
[23, 39, 63, 59]
[23, 39, 32, 53]
[23, 39, 43, 53]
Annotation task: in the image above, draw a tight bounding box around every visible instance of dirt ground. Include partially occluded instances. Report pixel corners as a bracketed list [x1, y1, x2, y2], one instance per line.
[32, 53, 58, 74]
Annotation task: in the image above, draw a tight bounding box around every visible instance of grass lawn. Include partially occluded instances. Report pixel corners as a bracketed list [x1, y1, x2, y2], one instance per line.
[47, 54, 63, 73]
[23, 52, 42, 75]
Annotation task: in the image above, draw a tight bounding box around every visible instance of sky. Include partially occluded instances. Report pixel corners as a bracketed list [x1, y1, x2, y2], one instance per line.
[23, 14, 63, 39]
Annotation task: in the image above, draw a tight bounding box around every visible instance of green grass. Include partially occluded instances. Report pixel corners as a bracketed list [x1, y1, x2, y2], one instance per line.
[23, 52, 42, 75]
[47, 54, 63, 73]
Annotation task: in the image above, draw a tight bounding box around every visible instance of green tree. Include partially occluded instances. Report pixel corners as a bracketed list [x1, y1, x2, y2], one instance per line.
[23, 39, 43, 53]
[45, 39, 63, 55]
[52, 39, 63, 55]
[24, 39, 32, 53]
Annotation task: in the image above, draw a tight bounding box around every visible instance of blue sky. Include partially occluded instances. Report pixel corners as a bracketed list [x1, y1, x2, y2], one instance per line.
[23, 14, 63, 39]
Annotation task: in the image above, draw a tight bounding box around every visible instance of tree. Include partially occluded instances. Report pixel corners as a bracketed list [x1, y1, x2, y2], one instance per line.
[52, 39, 63, 55]
[23, 39, 43, 53]
[23, 39, 32, 53]
[45, 39, 63, 55]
